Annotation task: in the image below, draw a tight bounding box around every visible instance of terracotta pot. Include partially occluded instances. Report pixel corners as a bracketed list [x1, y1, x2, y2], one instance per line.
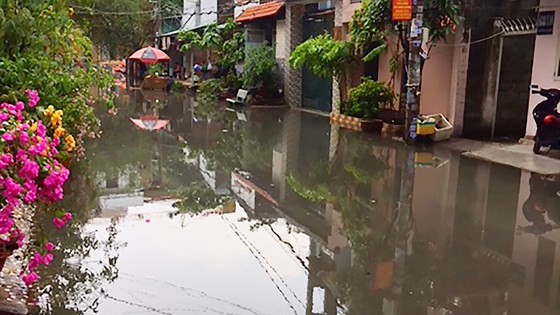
[361, 119, 384, 133]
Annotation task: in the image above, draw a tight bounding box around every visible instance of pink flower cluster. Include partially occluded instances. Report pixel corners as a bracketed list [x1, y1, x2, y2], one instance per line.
[0, 90, 73, 287]
[21, 242, 55, 287]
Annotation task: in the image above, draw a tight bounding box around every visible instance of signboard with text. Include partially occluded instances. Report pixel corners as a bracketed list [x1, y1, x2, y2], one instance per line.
[392, 0, 412, 21]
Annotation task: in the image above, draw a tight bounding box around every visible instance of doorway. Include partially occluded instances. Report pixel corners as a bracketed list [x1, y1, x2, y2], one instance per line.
[301, 12, 334, 112]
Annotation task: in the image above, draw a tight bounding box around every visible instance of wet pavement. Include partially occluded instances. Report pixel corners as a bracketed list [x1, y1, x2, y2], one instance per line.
[23, 91, 560, 314]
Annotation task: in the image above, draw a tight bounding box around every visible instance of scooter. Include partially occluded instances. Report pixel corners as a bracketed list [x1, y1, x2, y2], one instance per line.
[520, 172, 560, 234]
[531, 85, 560, 154]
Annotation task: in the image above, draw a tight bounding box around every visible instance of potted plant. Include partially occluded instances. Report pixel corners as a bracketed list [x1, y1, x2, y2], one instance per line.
[335, 78, 394, 133]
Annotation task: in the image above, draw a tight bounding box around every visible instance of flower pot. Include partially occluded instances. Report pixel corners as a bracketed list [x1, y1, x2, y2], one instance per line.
[329, 112, 383, 133]
[361, 119, 383, 133]
[380, 109, 405, 136]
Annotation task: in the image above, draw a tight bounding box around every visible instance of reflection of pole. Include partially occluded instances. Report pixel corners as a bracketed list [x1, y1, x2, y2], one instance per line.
[390, 146, 415, 313]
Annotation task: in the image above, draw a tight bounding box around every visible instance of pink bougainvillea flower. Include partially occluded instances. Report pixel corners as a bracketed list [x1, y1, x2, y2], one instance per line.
[2, 132, 15, 143]
[45, 242, 54, 252]
[19, 159, 40, 180]
[22, 272, 39, 287]
[28, 253, 43, 271]
[15, 101, 24, 112]
[0, 153, 14, 170]
[23, 189, 37, 204]
[25, 89, 40, 108]
[3, 178, 22, 200]
[43, 253, 54, 266]
[19, 132, 29, 145]
[52, 218, 66, 229]
[145, 219, 151, 223]
[16, 149, 27, 162]
[36, 121, 46, 137]
[63, 212, 73, 222]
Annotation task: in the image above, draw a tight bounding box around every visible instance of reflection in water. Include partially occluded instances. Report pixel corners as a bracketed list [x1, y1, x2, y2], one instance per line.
[29, 92, 560, 315]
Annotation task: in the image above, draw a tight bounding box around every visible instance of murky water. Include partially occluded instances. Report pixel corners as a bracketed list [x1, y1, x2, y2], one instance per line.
[29, 91, 560, 314]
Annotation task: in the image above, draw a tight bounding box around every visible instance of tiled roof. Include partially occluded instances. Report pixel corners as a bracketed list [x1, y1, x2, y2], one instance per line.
[235, 1, 284, 23]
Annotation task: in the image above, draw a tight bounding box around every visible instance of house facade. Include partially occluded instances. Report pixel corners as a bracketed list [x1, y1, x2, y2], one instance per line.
[526, 0, 560, 138]
[234, 1, 287, 83]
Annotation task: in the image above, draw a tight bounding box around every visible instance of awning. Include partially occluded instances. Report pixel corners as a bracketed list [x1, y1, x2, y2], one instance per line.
[235, 1, 285, 23]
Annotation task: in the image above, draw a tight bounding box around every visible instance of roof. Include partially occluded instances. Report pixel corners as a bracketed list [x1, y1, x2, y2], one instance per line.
[235, 1, 285, 23]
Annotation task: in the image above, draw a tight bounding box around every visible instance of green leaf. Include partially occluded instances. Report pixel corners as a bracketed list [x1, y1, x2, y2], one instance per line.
[362, 43, 387, 62]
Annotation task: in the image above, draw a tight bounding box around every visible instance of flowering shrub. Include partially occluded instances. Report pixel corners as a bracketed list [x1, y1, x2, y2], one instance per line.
[0, 90, 73, 286]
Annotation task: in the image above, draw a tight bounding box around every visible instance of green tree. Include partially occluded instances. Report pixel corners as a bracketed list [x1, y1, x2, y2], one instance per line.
[178, 19, 245, 74]
[72, 0, 155, 59]
[0, 0, 113, 148]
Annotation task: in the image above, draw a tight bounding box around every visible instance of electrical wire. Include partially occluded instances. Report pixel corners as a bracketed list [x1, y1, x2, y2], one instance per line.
[220, 215, 305, 314]
[432, 30, 506, 47]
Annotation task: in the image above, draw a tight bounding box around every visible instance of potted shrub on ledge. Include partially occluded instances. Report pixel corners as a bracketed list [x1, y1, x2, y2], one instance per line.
[332, 78, 394, 133]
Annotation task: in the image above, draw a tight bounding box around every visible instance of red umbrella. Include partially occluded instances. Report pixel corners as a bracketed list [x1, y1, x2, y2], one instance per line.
[128, 47, 170, 65]
[130, 115, 170, 131]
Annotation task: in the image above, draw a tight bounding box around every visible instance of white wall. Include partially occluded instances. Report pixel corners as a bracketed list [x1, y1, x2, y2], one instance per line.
[275, 19, 287, 59]
[182, 0, 218, 31]
[526, 0, 560, 137]
[234, 2, 259, 20]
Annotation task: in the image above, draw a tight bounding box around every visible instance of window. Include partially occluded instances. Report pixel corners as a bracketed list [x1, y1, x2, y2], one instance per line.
[246, 29, 265, 43]
[317, 0, 334, 11]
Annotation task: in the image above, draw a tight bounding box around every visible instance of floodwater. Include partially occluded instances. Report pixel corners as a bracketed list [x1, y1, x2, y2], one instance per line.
[29, 91, 560, 315]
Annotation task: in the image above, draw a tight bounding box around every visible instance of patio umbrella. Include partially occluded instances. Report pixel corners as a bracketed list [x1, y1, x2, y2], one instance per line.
[128, 47, 170, 65]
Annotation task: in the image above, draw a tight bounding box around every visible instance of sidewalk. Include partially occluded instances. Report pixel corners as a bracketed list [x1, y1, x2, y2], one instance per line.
[439, 138, 560, 175]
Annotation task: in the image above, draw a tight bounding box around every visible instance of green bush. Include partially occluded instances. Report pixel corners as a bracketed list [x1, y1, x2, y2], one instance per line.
[147, 63, 167, 76]
[242, 45, 279, 93]
[224, 72, 242, 91]
[341, 78, 394, 120]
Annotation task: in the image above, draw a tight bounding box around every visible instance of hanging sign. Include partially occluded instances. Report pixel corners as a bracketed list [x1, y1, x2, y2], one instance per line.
[392, 0, 412, 21]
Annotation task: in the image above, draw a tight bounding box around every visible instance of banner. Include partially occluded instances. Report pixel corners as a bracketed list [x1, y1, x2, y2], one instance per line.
[392, 0, 412, 21]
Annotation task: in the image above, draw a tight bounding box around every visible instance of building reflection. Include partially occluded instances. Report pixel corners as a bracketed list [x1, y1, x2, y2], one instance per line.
[119, 92, 560, 315]
[189, 108, 560, 315]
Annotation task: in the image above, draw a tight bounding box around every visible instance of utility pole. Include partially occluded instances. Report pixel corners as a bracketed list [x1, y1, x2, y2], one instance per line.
[151, 0, 162, 47]
[195, 0, 201, 27]
[405, 0, 423, 142]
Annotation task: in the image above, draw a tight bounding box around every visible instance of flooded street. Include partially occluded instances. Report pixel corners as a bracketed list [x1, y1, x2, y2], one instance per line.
[34, 92, 560, 315]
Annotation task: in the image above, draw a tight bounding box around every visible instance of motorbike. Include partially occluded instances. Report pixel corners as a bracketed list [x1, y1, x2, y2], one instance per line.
[531, 85, 560, 154]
